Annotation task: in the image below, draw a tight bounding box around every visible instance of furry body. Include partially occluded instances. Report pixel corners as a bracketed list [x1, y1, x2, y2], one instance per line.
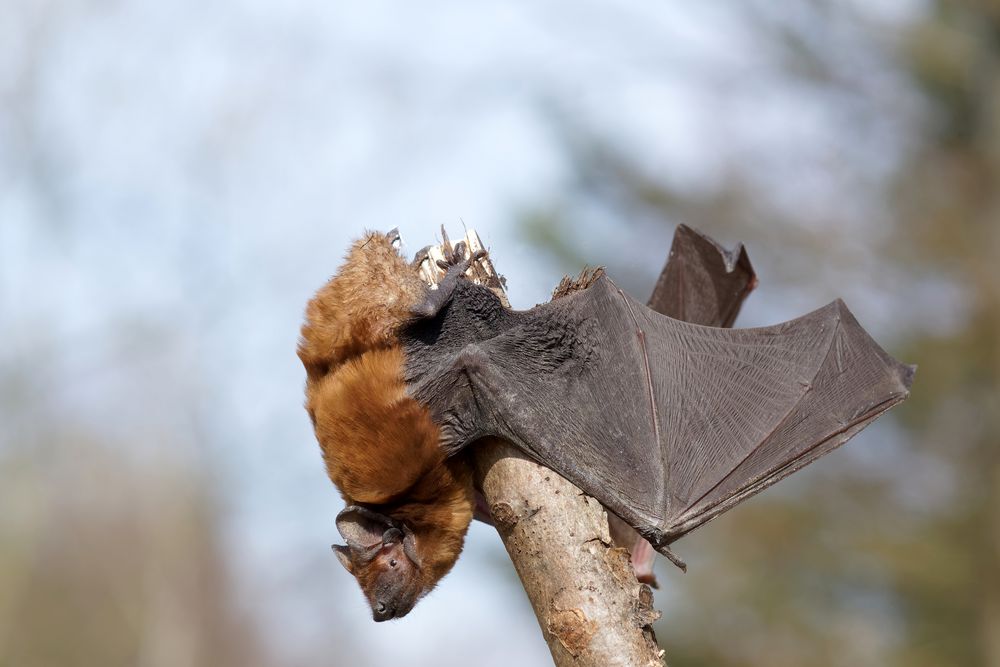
[298, 231, 474, 621]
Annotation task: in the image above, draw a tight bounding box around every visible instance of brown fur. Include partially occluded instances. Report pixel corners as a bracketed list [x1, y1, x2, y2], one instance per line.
[298, 231, 475, 616]
[298, 231, 427, 385]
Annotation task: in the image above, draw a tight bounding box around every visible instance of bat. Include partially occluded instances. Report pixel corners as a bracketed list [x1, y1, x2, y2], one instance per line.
[299, 226, 913, 620]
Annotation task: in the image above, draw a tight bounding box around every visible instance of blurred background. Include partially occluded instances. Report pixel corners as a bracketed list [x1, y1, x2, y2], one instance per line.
[2, 0, 998, 665]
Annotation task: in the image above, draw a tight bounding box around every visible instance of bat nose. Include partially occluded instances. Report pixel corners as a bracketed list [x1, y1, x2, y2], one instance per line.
[373, 600, 394, 622]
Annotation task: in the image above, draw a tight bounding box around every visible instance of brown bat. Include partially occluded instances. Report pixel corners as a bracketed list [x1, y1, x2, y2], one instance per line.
[298, 229, 481, 620]
[299, 227, 913, 620]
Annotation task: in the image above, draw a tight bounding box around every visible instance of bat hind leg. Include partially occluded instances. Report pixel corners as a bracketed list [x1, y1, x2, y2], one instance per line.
[413, 250, 486, 318]
[410, 245, 432, 269]
[641, 528, 688, 572]
[386, 227, 401, 247]
[654, 543, 687, 572]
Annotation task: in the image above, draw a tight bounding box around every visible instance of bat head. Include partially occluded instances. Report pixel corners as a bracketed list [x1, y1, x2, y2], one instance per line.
[333, 505, 425, 622]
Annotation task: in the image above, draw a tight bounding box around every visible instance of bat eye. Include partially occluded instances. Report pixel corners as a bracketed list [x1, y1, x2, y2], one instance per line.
[389, 559, 397, 568]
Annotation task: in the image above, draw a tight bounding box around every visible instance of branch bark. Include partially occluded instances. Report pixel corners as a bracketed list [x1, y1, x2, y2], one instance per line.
[474, 440, 664, 666]
[418, 230, 664, 667]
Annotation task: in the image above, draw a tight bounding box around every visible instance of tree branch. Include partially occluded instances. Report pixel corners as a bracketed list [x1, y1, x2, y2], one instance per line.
[474, 440, 664, 666]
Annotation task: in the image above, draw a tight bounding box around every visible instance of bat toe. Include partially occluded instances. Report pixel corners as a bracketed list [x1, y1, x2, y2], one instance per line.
[386, 227, 402, 247]
[411, 245, 432, 267]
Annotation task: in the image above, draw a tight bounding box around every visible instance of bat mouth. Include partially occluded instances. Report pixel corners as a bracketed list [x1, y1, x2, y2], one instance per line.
[371, 598, 417, 622]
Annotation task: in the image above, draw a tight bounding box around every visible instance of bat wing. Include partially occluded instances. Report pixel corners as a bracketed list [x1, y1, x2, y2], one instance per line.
[616, 224, 758, 572]
[439, 276, 913, 555]
[648, 224, 757, 327]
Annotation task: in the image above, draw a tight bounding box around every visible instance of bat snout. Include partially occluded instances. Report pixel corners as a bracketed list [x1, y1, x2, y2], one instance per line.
[372, 600, 396, 622]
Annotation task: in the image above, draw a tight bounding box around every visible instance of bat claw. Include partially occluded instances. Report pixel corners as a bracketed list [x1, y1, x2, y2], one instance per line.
[440, 224, 450, 251]
[411, 245, 432, 268]
[436, 239, 482, 273]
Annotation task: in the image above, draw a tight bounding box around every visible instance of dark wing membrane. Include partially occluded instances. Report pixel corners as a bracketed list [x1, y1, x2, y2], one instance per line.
[662, 301, 915, 540]
[639, 299, 840, 522]
[632, 288, 914, 541]
[456, 275, 912, 546]
[648, 224, 757, 327]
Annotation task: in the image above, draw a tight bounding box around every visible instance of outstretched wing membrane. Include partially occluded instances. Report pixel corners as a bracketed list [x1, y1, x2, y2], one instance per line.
[454, 276, 912, 549]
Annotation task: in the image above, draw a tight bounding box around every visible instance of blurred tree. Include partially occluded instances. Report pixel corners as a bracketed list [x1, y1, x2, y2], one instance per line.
[890, 3, 1000, 664]
[522, 2, 1000, 665]
[0, 430, 272, 667]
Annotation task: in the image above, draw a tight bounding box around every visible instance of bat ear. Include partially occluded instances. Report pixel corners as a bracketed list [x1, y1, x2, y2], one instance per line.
[331, 544, 355, 574]
[335, 505, 396, 551]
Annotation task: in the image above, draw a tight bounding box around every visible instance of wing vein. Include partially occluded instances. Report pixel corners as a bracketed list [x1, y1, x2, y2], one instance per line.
[670, 391, 905, 535]
[618, 287, 665, 508]
[681, 314, 841, 515]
